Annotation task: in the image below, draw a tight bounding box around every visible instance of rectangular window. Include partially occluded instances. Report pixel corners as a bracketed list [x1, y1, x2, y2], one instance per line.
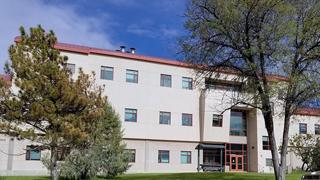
[158, 150, 169, 163]
[180, 151, 191, 164]
[126, 69, 138, 83]
[100, 66, 113, 80]
[125, 108, 137, 122]
[230, 110, 247, 136]
[160, 74, 172, 87]
[126, 149, 136, 163]
[212, 114, 223, 127]
[315, 124, 320, 135]
[66, 63, 75, 75]
[182, 77, 193, 90]
[159, 111, 171, 125]
[266, 158, 273, 167]
[182, 113, 192, 126]
[262, 136, 270, 150]
[299, 123, 307, 134]
[26, 146, 41, 160]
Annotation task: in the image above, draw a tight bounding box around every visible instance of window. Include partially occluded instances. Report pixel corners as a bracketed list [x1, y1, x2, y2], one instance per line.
[230, 110, 247, 136]
[158, 150, 169, 163]
[182, 77, 193, 90]
[205, 79, 241, 91]
[262, 136, 270, 150]
[26, 145, 41, 160]
[315, 124, 320, 135]
[125, 108, 137, 122]
[160, 74, 172, 87]
[66, 63, 75, 75]
[101, 66, 113, 80]
[126, 69, 138, 83]
[181, 151, 191, 164]
[126, 149, 136, 163]
[159, 111, 171, 125]
[182, 113, 192, 126]
[212, 114, 223, 127]
[299, 123, 307, 134]
[266, 158, 273, 167]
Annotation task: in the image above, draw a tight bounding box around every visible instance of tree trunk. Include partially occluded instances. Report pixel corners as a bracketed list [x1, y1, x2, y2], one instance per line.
[278, 109, 292, 180]
[50, 146, 59, 180]
[263, 110, 280, 180]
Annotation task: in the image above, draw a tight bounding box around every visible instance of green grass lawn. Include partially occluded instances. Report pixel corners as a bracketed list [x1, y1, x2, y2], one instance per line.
[0, 172, 303, 180]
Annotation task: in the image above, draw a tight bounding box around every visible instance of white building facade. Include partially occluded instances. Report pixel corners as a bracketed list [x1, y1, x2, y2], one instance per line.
[0, 42, 320, 175]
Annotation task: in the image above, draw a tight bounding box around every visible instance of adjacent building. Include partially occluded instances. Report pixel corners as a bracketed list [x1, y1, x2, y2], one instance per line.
[0, 41, 320, 175]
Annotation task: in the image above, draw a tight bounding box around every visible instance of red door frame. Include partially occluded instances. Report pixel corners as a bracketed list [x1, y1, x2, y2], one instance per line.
[230, 154, 244, 171]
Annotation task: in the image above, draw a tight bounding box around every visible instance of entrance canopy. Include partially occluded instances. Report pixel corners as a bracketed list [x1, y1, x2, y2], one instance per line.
[196, 144, 225, 149]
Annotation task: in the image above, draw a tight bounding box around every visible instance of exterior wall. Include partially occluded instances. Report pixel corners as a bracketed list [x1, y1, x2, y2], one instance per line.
[1, 48, 320, 175]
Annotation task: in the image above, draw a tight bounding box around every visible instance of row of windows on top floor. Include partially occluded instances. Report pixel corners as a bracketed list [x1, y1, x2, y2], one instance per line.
[66, 63, 193, 90]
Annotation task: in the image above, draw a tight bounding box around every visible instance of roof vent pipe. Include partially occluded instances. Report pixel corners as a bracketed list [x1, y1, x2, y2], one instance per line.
[130, 48, 136, 54]
[120, 46, 126, 53]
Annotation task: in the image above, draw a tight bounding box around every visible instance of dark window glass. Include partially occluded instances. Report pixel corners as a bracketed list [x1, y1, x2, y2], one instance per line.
[160, 74, 172, 87]
[158, 150, 169, 163]
[126, 69, 138, 83]
[125, 108, 137, 122]
[230, 111, 247, 136]
[159, 111, 171, 125]
[66, 63, 75, 75]
[266, 158, 273, 166]
[262, 136, 270, 150]
[182, 77, 193, 90]
[180, 151, 191, 164]
[299, 123, 307, 134]
[315, 124, 320, 135]
[212, 114, 223, 127]
[26, 146, 41, 160]
[182, 113, 192, 126]
[101, 66, 113, 80]
[126, 149, 136, 163]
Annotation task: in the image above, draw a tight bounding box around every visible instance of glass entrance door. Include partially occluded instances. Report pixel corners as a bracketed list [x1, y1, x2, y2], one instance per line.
[230, 154, 243, 171]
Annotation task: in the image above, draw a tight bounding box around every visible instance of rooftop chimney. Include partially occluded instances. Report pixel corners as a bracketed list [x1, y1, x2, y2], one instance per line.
[130, 48, 136, 54]
[120, 46, 126, 53]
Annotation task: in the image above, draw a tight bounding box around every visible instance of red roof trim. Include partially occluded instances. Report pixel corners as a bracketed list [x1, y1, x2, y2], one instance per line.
[294, 108, 320, 117]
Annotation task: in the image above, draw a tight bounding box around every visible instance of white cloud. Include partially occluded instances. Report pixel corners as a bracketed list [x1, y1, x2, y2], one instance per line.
[127, 22, 179, 39]
[0, 0, 115, 72]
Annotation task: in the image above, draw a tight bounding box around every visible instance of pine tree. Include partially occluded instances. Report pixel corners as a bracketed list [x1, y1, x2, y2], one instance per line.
[0, 26, 106, 180]
[60, 103, 130, 179]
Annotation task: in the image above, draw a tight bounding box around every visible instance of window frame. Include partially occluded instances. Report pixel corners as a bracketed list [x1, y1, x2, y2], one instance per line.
[100, 66, 114, 80]
[315, 124, 320, 135]
[66, 63, 75, 75]
[299, 123, 307, 134]
[180, 151, 192, 164]
[212, 114, 223, 127]
[25, 145, 41, 161]
[158, 150, 170, 163]
[182, 77, 193, 90]
[262, 136, 270, 150]
[126, 69, 138, 83]
[159, 111, 171, 125]
[126, 149, 136, 163]
[124, 108, 137, 122]
[182, 113, 193, 126]
[160, 74, 172, 87]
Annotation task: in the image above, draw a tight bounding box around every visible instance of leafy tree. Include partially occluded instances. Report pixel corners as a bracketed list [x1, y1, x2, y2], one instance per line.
[60, 103, 130, 179]
[289, 134, 320, 171]
[0, 26, 106, 180]
[181, 1, 320, 179]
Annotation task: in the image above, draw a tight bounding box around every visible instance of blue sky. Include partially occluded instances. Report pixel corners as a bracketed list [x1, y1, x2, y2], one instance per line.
[0, 0, 188, 73]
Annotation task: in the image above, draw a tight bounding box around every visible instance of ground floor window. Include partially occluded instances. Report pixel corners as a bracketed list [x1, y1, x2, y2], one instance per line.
[225, 144, 247, 171]
[126, 149, 136, 163]
[266, 158, 273, 167]
[180, 151, 191, 164]
[158, 150, 169, 163]
[26, 145, 41, 160]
